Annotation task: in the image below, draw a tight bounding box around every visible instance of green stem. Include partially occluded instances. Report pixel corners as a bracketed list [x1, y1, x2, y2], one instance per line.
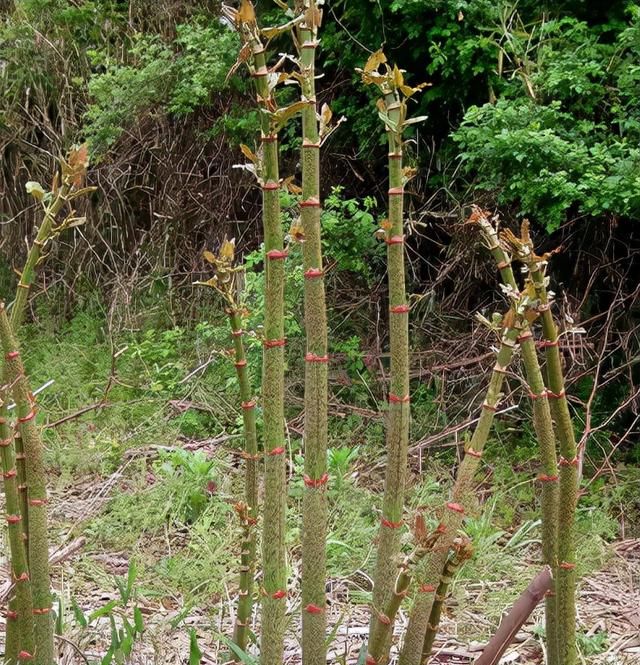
[242, 19, 288, 665]
[296, 7, 329, 665]
[525, 253, 578, 665]
[370, 88, 411, 646]
[367, 529, 444, 664]
[476, 218, 560, 665]
[422, 540, 473, 659]
[228, 309, 259, 657]
[0, 305, 55, 665]
[397, 324, 521, 665]
[10, 180, 72, 330]
[1, 395, 35, 664]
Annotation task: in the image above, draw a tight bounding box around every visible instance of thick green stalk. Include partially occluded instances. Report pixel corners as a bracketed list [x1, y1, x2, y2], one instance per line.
[370, 88, 411, 639]
[367, 528, 444, 665]
[476, 218, 559, 665]
[10, 180, 72, 330]
[228, 309, 259, 656]
[296, 6, 329, 665]
[0, 305, 54, 665]
[1, 397, 35, 664]
[525, 254, 577, 665]
[240, 17, 288, 665]
[422, 540, 473, 659]
[397, 325, 521, 665]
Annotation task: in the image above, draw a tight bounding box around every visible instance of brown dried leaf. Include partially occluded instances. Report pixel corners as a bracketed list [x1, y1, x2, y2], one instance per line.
[364, 49, 387, 73]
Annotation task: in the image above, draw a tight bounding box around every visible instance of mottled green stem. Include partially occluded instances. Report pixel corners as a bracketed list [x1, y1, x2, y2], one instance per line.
[476, 218, 559, 665]
[228, 309, 259, 657]
[370, 88, 411, 644]
[243, 24, 288, 665]
[1, 391, 35, 665]
[422, 540, 473, 660]
[0, 305, 54, 665]
[397, 324, 520, 665]
[525, 253, 577, 665]
[10, 180, 72, 330]
[367, 528, 444, 665]
[295, 5, 329, 665]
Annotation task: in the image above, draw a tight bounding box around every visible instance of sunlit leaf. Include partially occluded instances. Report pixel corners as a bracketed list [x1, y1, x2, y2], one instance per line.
[240, 144, 258, 164]
[203, 250, 216, 264]
[237, 0, 256, 25]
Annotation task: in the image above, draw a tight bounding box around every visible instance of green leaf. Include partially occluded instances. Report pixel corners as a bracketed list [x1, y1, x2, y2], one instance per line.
[189, 629, 203, 665]
[89, 599, 118, 622]
[133, 607, 145, 634]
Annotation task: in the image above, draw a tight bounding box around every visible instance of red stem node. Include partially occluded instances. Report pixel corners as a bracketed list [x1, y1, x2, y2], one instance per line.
[32, 608, 51, 615]
[537, 340, 559, 348]
[6, 514, 22, 524]
[6, 611, 18, 620]
[528, 390, 548, 400]
[241, 401, 257, 410]
[517, 332, 533, 343]
[266, 249, 288, 260]
[496, 260, 510, 270]
[390, 304, 410, 314]
[537, 474, 559, 483]
[305, 353, 329, 363]
[381, 517, 403, 529]
[389, 393, 410, 404]
[302, 140, 321, 149]
[446, 502, 465, 514]
[18, 651, 34, 661]
[235, 360, 248, 369]
[231, 329, 244, 338]
[0, 437, 12, 447]
[465, 447, 483, 459]
[559, 456, 578, 467]
[303, 473, 329, 488]
[5, 350, 19, 360]
[304, 604, 324, 614]
[384, 235, 404, 246]
[28, 499, 48, 507]
[261, 181, 280, 191]
[271, 590, 287, 600]
[547, 389, 566, 399]
[263, 338, 286, 349]
[267, 447, 286, 456]
[17, 409, 36, 423]
[388, 187, 404, 196]
[304, 268, 324, 279]
[378, 612, 392, 625]
[3, 469, 17, 479]
[366, 656, 378, 665]
[300, 197, 321, 208]
[419, 584, 436, 593]
[482, 402, 498, 412]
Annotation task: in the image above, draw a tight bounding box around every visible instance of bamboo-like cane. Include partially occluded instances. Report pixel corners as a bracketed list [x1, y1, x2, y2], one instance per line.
[0, 306, 54, 665]
[475, 212, 560, 665]
[228, 306, 259, 656]
[357, 51, 427, 651]
[397, 322, 521, 665]
[510, 224, 578, 665]
[422, 538, 473, 659]
[293, 4, 330, 665]
[366, 525, 445, 664]
[198, 240, 260, 658]
[0, 393, 35, 665]
[222, 4, 289, 663]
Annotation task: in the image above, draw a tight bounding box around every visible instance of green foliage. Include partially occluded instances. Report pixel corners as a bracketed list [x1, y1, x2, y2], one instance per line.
[321, 188, 384, 280]
[453, 9, 640, 230]
[85, 21, 240, 152]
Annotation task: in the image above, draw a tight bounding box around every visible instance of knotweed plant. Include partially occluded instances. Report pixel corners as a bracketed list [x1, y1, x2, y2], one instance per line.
[1, 146, 92, 665]
[219, 2, 310, 661]
[357, 50, 427, 647]
[198, 239, 259, 659]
